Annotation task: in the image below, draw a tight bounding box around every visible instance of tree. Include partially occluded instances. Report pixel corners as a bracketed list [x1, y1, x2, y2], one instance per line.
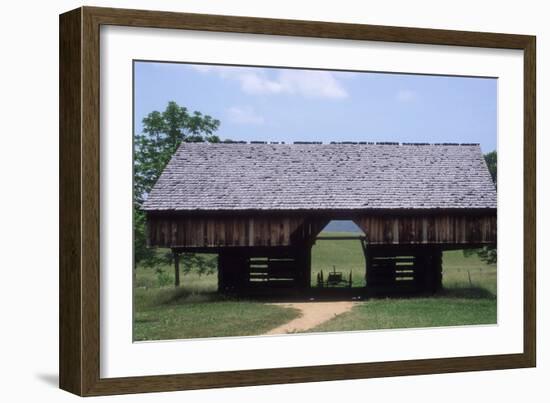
[464, 150, 497, 265]
[134, 101, 221, 206]
[484, 150, 497, 187]
[134, 101, 221, 268]
[463, 245, 497, 265]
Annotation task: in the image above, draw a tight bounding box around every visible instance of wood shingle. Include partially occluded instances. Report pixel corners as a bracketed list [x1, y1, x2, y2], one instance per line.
[142, 143, 497, 212]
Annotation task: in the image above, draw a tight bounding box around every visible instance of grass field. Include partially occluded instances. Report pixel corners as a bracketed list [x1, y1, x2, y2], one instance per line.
[134, 273, 300, 341]
[134, 232, 496, 340]
[134, 287, 299, 341]
[309, 297, 495, 333]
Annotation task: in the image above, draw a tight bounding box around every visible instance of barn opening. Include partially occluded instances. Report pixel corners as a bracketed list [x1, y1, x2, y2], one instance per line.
[312, 220, 367, 288]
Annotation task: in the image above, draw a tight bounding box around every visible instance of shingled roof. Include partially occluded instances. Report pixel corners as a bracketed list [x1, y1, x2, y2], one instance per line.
[142, 143, 497, 212]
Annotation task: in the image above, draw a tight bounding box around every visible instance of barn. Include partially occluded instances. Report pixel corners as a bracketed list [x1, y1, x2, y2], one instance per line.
[143, 142, 497, 296]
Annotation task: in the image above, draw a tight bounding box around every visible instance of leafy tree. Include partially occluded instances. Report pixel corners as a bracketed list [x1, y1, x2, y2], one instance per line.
[484, 150, 497, 187]
[134, 102, 220, 206]
[181, 253, 218, 276]
[463, 246, 497, 265]
[134, 101, 220, 268]
[464, 150, 497, 265]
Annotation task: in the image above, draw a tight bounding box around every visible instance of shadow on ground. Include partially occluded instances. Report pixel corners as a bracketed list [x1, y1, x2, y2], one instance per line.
[437, 286, 496, 300]
[35, 373, 58, 388]
[151, 288, 229, 305]
[147, 285, 496, 306]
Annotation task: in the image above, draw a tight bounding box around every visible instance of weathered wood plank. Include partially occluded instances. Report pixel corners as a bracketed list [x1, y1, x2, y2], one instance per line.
[354, 214, 496, 246]
[146, 213, 496, 248]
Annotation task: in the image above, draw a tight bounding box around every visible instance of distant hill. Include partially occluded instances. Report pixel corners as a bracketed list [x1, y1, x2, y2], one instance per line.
[321, 220, 364, 233]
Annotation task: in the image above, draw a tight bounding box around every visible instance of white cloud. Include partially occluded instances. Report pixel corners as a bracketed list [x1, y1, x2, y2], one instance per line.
[276, 70, 348, 99]
[193, 65, 348, 99]
[237, 72, 285, 94]
[226, 106, 265, 125]
[396, 89, 416, 102]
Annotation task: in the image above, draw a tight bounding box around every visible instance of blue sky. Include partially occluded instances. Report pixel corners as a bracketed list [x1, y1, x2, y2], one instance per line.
[134, 61, 497, 152]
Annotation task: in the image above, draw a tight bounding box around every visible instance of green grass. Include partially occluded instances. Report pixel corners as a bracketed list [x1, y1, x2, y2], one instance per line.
[134, 283, 299, 341]
[134, 256, 218, 292]
[310, 248, 497, 332]
[134, 252, 302, 341]
[441, 249, 497, 296]
[310, 297, 495, 333]
[134, 237, 496, 340]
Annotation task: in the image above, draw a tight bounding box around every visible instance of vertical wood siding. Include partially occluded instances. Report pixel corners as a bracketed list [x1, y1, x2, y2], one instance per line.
[147, 215, 317, 247]
[146, 213, 496, 248]
[354, 214, 496, 245]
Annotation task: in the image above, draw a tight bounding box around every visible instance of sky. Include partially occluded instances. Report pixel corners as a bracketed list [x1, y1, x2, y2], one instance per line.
[134, 61, 497, 153]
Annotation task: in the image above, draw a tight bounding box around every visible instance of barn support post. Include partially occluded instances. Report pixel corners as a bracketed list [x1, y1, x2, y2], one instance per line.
[217, 253, 224, 292]
[300, 242, 313, 288]
[218, 251, 248, 292]
[418, 247, 443, 293]
[173, 250, 180, 287]
[218, 252, 226, 292]
[360, 238, 369, 286]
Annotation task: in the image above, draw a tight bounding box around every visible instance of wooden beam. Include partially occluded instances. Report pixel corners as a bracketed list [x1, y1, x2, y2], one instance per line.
[316, 236, 366, 241]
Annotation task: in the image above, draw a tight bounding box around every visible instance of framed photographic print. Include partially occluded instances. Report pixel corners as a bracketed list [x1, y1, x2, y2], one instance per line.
[59, 6, 536, 396]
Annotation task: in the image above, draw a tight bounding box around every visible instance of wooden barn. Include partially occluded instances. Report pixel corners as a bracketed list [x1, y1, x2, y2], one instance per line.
[143, 142, 497, 295]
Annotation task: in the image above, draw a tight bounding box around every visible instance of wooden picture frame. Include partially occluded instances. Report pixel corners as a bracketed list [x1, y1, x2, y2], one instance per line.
[59, 6, 536, 396]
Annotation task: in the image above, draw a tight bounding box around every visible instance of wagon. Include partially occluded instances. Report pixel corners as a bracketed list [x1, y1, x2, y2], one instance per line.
[317, 266, 352, 288]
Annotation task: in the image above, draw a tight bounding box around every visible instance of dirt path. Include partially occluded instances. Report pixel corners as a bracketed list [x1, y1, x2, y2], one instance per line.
[264, 301, 355, 335]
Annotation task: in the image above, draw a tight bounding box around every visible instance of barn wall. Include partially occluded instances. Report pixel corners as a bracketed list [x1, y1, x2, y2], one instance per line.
[365, 245, 443, 295]
[354, 214, 496, 245]
[146, 215, 328, 248]
[146, 212, 496, 248]
[218, 246, 312, 291]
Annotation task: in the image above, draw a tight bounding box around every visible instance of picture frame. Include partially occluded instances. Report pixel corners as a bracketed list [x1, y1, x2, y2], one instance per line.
[59, 6, 536, 396]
